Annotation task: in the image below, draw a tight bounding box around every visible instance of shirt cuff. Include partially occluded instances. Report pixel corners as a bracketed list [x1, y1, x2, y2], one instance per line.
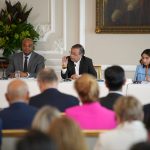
[27, 72, 30, 77]
[61, 69, 67, 74]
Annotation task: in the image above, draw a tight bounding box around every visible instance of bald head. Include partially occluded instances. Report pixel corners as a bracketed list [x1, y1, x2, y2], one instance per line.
[6, 79, 29, 103]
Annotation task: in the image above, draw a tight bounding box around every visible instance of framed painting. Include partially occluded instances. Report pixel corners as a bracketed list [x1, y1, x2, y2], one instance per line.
[96, 0, 150, 33]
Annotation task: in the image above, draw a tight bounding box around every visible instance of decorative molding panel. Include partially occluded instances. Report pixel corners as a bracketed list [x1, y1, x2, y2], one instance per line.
[35, 0, 55, 41]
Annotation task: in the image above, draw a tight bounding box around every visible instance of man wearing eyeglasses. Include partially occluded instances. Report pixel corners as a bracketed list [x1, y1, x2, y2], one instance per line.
[61, 44, 97, 80]
[6, 38, 45, 78]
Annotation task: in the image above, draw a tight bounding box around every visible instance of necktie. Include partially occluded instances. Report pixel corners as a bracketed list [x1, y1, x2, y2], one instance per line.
[24, 56, 28, 72]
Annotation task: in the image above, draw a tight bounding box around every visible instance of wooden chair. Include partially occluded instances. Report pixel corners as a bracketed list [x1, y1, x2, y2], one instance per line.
[1, 129, 108, 150]
[94, 65, 102, 80]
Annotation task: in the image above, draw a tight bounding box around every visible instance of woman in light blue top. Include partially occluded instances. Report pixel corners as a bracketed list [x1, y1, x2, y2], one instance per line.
[134, 49, 150, 81]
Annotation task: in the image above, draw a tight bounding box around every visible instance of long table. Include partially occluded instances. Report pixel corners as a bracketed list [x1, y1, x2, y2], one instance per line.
[0, 79, 150, 108]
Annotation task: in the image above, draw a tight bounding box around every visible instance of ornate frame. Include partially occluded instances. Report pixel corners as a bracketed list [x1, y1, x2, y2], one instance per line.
[96, 0, 150, 33]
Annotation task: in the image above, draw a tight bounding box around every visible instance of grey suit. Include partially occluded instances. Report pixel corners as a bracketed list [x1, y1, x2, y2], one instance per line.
[6, 51, 45, 78]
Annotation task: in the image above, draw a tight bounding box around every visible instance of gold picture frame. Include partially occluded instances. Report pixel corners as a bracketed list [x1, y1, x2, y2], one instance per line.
[96, 0, 150, 33]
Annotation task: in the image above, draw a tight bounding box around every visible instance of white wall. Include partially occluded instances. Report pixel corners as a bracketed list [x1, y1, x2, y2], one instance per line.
[85, 0, 150, 65]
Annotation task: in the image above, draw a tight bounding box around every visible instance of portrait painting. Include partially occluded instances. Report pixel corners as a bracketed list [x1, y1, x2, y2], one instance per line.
[96, 0, 150, 33]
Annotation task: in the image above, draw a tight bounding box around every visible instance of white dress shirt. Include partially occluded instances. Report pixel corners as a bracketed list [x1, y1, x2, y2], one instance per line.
[74, 59, 81, 75]
[94, 121, 147, 150]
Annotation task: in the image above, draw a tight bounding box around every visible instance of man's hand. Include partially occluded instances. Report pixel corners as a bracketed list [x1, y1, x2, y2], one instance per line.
[62, 56, 68, 69]
[20, 72, 28, 77]
[71, 74, 79, 80]
[9, 73, 15, 78]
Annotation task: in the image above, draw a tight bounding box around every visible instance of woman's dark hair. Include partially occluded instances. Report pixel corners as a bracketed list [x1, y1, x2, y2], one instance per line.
[16, 130, 57, 150]
[140, 49, 150, 67]
[104, 65, 125, 91]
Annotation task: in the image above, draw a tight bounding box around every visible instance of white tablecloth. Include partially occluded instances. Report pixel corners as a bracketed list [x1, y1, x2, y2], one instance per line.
[0, 79, 150, 108]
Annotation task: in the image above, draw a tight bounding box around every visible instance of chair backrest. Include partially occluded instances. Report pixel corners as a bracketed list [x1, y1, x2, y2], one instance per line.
[1, 129, 108, 150]
[94, 65, 102, 80]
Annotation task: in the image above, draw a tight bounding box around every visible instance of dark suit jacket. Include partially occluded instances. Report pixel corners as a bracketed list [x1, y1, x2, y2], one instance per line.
[29, 88, 79, 112]
[100, 93, 123, 110]
[143, 104, 150, 130]
[6, 51, 45, 78]
[61, 56, 97, 79]
[0, 102, 37, 129]
[0, 119, 2, 145]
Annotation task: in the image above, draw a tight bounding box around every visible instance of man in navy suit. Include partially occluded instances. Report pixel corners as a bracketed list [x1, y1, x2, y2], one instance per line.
[100, 65, 126, 110]
[0, 79, 37, 129]
[61, 44, 97, 80]
[29, 68, 79, 112]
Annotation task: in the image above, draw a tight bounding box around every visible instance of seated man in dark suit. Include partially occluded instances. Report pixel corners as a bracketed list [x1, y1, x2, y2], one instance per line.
[0, 119, 2, 146]
[0, 79, 37, 129]
[29, 68, 79, 112]
[100, 65, 126, 110]
[6, 38, 45, 78]
[61, 44, 97, 80]
[143, 103, 150, 131]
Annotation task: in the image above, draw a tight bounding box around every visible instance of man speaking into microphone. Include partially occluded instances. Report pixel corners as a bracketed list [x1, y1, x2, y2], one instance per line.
[61, 44, 97, 80]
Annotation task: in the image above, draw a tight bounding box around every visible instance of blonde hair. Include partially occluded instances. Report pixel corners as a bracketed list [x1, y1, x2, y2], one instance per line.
[32, 106, 60, 133]
[74, 74, 99, 103]
[114, 96, 143, 123]
[48, 116, 87, 150]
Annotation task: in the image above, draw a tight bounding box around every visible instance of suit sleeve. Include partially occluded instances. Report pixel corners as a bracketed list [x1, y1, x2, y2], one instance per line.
[6, 54, 15, 77]
[61, 70, 68, 79]
[29, 56, 45, 78]
[88, 59, 97, 78]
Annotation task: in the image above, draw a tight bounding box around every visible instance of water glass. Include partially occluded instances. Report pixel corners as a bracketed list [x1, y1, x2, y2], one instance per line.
[15, 70, 20, 78]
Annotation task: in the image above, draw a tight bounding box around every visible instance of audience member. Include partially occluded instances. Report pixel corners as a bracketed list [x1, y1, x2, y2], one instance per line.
[61, 44, 97, 80]
[29, 68, 79, 112]
[134, 49, 150, 81]
[100, 65, 125, 110]
[94, 96, 147, 150]
[130, 142, 150, 150]
[32, 106, 60, 133]
[66, 74, 116, 129]
[16, 130, 57, 150]
[48, 116, 87, 150]
[0, 119, 2, 146]
[6, 38, 45, 78]
[143, 103, 150, 139]
[0, 79, 37, 129]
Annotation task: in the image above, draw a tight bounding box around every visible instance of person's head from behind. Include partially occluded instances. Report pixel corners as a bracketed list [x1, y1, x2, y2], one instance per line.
[37, 68, 58, 92]
[48, 116, 87, 150]
[70, 44, 85, 62]
[74, 74, 99, 103]
[114, 96, 143, 124]
[130, 142, 150, 150]
[5, 79, 29, 104]
[16, 130, 57, 150]
[32, 106, 60, 133]
[22, 38, 34, 56]
[104, 65, 125, 91]
[140, 49, 150, 67]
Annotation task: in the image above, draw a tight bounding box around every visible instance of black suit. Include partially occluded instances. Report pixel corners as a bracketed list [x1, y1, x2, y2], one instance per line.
[100, 93, 123, 110]
[61, 56, 97, 79]
[0, 102, 37, 129]
[143, 104, 150, 129]
[29, 88, 79, 112]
